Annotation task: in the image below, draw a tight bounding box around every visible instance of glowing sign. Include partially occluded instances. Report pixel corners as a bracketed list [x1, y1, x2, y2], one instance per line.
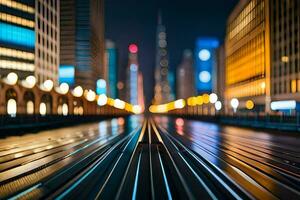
[195, 38, 219, 93]
[271, 100, 296, 110]
[0, 22, 35, 48]
[59, 65, 75, 85]
[96, 79, 106, 95]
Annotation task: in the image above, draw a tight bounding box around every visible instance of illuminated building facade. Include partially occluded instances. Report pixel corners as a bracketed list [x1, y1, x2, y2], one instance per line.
[35, 0, 60, 85]
[225, 0, 271, 112]
[176, 50, 196, 99]
[225, 0, 300, 113]
[0, 0, 59, 85]
[153, 12, 172, 104]
[106, 40, 118, 98]
[60, 0, 105, 90]
[270, 0, 300, 103]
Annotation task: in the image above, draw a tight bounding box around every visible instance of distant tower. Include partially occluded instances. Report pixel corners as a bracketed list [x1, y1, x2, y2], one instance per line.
[153, 11, 172, 104]
[126, 44, 139, 105]
[105, 40, 118, 98]
[177, 50, 196, 99]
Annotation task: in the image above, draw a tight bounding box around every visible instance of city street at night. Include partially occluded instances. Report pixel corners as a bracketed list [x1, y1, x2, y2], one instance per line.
[1, 0, 300, 199]
[0, 117, 299, 199]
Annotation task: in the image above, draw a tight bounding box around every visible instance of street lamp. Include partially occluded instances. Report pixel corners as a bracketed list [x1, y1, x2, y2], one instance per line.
[132, 105, 142, 114]
[6, 72, 18, 85]
[114, 99, 125, 109]
[215, 101, 222, 111]
[174, 99, 185, 109]
[86, 90, 96, 102]
[42, 80, 54, 91]
[230, 98, 239, 113]
[59, 83, 69, 94]
[73, 86, 83, 97]
[97, 94, 108, 106]
[25, 76, 36, 88]
[209, 93, 218, 104]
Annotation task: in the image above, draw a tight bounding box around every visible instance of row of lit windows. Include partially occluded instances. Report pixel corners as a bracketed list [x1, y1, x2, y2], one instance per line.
[0, 0, 34, 14]
[226, 35, 265, 85]
[229, 0, 259, 31]
[226, 78, 266, 99]
[228, 0, 264, 40]
[0, 59, 34, 71]
[227, 34, 264, 64]
[231, 0, 258, 28]
[272, 79, 300, 95]
[0, 12, 34, 28]
[0, 47, 34, 60]
[0, 22, 35, 48]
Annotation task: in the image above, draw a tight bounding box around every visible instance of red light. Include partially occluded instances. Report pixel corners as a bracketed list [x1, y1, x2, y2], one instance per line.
[176, 118, 184, 126]
[129, 44, 138, 54]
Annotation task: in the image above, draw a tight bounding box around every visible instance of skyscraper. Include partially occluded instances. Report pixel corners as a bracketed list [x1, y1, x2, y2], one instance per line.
[153, 12, 172, 104]
[106, 40, 118, 99]
[176, 50, 196, 99]
[195, 37, 219, 95]
[0, 0, 60, 85]
[225, 0, 270, 113]
[270, 0, 300, 104]
[225, 0, 300, 114]
[60, 0, 105, 90]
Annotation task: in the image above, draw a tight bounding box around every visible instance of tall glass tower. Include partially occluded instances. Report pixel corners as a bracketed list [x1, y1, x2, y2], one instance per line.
[153, 11, 173, 104]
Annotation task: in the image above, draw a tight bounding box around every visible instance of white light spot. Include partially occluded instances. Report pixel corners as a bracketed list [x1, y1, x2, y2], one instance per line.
[198, 49, 211, 61]
[199, 71, 211, 83]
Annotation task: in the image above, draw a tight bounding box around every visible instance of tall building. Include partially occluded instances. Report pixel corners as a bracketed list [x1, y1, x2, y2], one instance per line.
[176, 50, 196, 99]
[225, 0, 271, 112]
[126, 44, 139, 105]
[153, 12, 172, 104]
[60, 0, 105, 90]
[225, 0, 300, 113]
[0, 0, 60, 85]
[106, 40, 118, 98]
[195, 38, 219, 95]
[270, 0, 300, 103]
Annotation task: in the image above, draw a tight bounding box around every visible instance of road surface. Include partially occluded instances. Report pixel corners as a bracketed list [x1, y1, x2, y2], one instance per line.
[0, 116, 299, 199]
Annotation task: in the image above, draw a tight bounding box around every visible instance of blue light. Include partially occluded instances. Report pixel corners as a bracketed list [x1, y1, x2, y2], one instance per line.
[96, 79, 106, 95]
[195, 37, 219, 94]
[0, 22, 35, 48]
[59, 65, 75, 85]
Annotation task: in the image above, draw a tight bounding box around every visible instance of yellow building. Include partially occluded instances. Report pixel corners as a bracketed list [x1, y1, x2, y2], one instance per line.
[225, 0, 271, 112]
[225, 0, 300, 113]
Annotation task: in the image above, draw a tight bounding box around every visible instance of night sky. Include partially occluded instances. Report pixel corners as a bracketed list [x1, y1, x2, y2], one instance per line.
[105, 0, 237, 103]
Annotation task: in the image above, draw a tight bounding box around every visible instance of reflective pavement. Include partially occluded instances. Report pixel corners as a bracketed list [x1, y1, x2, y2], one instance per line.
[0, 116, 299, 199]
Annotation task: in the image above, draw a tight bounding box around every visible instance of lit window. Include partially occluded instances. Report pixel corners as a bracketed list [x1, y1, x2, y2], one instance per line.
[7, 99, 17, 117]
[26, 101, 34, 114]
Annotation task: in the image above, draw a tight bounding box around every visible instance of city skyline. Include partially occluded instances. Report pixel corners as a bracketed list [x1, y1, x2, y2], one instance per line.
[0, 1, 300, 199]
[105, 0, 237, 103]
